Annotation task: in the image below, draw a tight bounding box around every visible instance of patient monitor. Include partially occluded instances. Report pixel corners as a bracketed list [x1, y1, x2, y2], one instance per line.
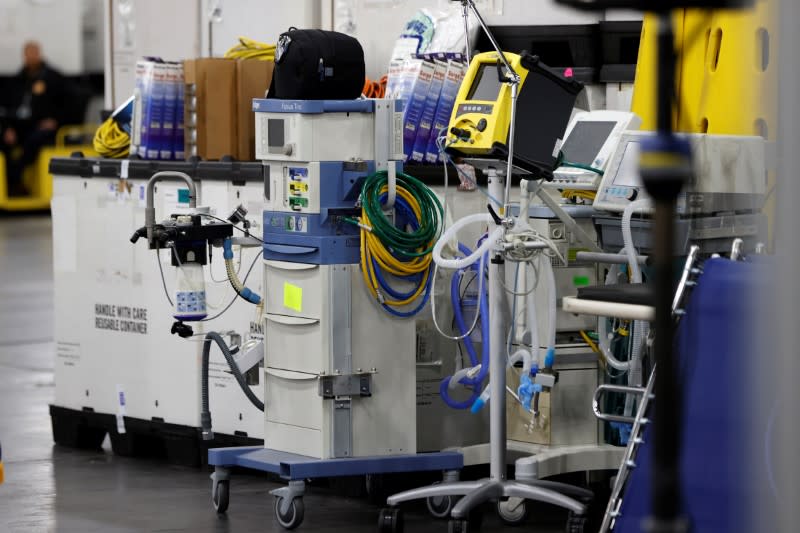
[550, 111, 641, 189]
[593, 130, 767, 214]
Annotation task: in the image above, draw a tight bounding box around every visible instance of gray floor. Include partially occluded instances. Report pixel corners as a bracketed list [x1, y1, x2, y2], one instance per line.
[0, 215, 567, 533]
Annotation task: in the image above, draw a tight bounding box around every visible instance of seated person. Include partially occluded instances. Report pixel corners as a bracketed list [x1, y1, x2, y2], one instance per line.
[0, 41, 66, 197]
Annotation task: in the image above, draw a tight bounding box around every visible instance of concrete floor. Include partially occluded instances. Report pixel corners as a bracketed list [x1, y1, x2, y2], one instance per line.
[0, 215, 569, 533]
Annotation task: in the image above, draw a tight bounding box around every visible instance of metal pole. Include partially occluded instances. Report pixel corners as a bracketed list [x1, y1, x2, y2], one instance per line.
[504, 82, 519, 212]
[643, 12, 687, 532]
[650, 198, 681, 522]
[487, 171, 507, 481]
[461, 1, 472, 64]
[488, 251, 507, 480]
[463, 0, 518, 82]
[656, 13, 675, 135]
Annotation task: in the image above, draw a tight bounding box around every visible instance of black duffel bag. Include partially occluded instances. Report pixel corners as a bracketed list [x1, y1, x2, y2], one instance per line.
[270, 28, 365, 100]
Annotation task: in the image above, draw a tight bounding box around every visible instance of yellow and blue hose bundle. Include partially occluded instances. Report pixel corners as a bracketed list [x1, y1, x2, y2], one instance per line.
[346, 170, 443, 318]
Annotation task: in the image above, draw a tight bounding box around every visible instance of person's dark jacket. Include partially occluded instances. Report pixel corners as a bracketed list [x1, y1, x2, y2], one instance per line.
[4, 62, 68, 137]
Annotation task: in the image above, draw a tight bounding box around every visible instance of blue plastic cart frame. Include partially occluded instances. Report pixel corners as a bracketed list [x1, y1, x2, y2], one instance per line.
[208, 446, 463, 529]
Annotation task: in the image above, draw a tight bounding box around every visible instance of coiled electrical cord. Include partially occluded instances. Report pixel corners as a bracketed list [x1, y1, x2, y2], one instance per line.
[345, 170, 443, 317]
[224, 37, 276, 61]
[93, 118, 130, 158]
[363, 75, 388, 98]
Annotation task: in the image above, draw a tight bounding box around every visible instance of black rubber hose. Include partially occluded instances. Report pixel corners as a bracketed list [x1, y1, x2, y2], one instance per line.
[200, 331, 265, 441]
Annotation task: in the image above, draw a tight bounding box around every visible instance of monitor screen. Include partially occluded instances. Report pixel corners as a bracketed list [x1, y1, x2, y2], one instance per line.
[467, 63, 504, 102]
[560, 121, 617, 166]
[611, 141, 642, 187]
[268, 118, 285, 149]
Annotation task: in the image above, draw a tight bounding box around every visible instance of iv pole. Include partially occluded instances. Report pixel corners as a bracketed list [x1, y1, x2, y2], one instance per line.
[379, 1, 593, 531]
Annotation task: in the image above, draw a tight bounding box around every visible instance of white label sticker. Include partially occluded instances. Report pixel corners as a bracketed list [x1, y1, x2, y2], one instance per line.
[120, 160, 129, 179]
[116, 384, 127, 434]
[393, 111, 404, 159]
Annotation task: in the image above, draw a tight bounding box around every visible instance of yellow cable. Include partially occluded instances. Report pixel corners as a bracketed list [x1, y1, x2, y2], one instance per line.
[93, 119, 130, 158]
[359, 184, 436, 308]
[580, 330, 608, 371]
[224, 37, 276, 61]
[580, 330, 600, 353]
[562, 190, 597, 201]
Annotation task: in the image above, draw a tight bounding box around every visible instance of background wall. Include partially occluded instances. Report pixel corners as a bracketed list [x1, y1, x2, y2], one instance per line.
[334, 0, 641, 78]
[0, 0, 640, 105]
[106, 0, 322, 107]
[82, 0, 106, 73]
[0, 0, 87, 75]
[107, 0, 202, 107]
[202, 0, 322, 57]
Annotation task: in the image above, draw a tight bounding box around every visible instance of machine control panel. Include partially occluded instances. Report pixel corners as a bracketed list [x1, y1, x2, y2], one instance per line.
[287, 167, 310, 212]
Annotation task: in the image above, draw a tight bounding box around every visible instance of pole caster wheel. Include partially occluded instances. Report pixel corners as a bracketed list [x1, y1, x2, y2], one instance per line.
[378, 507, 404, 533]
[427, 494, 455, 519]
[566, 512, 587, 533]
[212, 479, 229, 514]
[497, 497, 528, 526]
[275, 496, 305, 530]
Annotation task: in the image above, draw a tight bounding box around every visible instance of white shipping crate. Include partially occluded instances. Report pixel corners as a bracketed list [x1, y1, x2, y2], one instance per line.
[51, 159, 267, 449]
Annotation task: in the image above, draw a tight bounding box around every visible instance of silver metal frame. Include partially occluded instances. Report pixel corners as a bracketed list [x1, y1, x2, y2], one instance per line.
[598, 247, 702, 532]
[385, 170, 587, 523]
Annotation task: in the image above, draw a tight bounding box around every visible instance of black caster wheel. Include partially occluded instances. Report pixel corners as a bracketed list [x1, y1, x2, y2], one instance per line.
[377, 507, 404, 533]
[275, 496, 305, 530]
[565, 512, 587, 533]
[212, 480, 230, 514]
[366, 473, 388, 506]
[426, 494, 455, 520]
[497, 497, 528, 526]
[448, 508, 483, 532]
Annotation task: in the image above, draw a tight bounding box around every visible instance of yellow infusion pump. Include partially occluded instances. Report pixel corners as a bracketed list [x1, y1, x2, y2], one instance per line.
[447, 51, 583, 177]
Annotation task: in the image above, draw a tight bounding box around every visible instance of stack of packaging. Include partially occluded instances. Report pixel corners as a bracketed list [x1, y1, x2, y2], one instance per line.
[386, 53, 467, 164]
[131, 58, 185, 161]
[130, 57, 274, 161]
[183, 58, 274, 161]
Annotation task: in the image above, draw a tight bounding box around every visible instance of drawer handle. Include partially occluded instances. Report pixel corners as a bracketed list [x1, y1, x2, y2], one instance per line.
[265, 260, 319, 272]
[266, 314, 320, 326]
[265, 368, 319, 381]
[263, 243, 318, 256]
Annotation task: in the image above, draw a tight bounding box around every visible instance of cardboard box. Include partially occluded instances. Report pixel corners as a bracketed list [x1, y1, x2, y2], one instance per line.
[236, 60, 274, 161]
[183, 58, 273, 161]
[507, 368, 552, 445]
[506, 362, 600, 447]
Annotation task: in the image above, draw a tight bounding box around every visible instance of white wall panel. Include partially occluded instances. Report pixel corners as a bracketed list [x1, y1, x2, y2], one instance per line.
[203, 0, 322, 57]
[338, 0, 603, 77]
[0, 0, 83, 74]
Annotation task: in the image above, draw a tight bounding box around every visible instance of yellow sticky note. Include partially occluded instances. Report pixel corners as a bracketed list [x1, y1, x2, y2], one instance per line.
[283, 282, 303, 313]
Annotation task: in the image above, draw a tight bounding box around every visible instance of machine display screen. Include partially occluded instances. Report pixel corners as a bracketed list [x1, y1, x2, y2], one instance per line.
[611, 141, 642, 187]
[559, 121, 617, 165]
[268, 119, 285, 148]
[467, 63, 504, 102]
